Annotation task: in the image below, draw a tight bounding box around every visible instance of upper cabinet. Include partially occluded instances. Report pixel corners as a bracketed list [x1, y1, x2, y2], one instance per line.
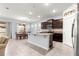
[41, 19, 53, 29]
[52, 19, 63, 29]
[41, 19, 63, 29]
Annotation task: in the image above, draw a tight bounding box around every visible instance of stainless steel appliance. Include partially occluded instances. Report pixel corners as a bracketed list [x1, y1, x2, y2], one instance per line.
[74, 12, 78, 56]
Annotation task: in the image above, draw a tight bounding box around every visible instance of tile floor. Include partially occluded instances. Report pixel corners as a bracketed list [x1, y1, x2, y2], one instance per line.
[5, 39, 74, 56]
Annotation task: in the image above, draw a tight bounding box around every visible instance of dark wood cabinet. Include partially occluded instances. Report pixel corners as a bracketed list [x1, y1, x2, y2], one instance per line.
[41, 22, 47, 29]
[41, 19, 63, 42]
[41, 19, 63, 29]
[52, 19, 63, 29]
[53, 33, 63, 42]
[41, 22, 52, 29]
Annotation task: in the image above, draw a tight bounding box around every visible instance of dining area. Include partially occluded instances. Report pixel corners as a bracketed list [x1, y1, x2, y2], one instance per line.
[16, 24, 28, 40]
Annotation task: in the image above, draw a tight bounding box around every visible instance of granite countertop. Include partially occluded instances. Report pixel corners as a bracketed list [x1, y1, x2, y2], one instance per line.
[36, 33, 53, 35]
[28, 29, 62, 36]
[41, 29, 63, 34]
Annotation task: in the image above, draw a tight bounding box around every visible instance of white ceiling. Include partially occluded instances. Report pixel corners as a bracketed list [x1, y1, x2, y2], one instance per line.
[0, 3, 73, 22]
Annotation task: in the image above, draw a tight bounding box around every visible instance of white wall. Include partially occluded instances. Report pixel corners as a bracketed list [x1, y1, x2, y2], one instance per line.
[10, 22, 17, 39]
[63, 4, 77, 47]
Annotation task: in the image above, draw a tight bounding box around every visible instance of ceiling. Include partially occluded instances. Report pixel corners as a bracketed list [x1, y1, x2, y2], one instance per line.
[0, 3, 73, 23]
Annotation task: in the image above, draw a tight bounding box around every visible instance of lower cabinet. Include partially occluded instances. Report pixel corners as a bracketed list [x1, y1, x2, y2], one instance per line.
[53, 33, 63, 42]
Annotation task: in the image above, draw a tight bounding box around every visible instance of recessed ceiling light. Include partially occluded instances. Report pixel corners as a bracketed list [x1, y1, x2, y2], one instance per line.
[52, 9, 56, 13]
[37, 16, 40, 18]
[6, 7, 9, 10]
[29, 11, 32, 15]
[44, 3, 49, 6]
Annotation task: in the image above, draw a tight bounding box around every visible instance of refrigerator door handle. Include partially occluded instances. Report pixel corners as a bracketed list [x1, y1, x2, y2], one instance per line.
[71, 19, 75, 48]
[72, 23, 74, 37]
[72, 19, 75, 37]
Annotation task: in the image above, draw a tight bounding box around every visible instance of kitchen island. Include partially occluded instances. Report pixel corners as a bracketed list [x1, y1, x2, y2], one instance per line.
[28, 33, 53, 50]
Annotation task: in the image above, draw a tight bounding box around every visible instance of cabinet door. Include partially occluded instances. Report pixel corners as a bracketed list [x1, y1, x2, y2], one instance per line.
[41, 22, 53, 29]
[41, 22, 47, 29]
[52, 20, 63, 29]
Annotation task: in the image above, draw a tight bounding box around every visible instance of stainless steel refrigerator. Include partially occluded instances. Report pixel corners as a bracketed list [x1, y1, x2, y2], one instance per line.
[74, 11, 78, 56]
